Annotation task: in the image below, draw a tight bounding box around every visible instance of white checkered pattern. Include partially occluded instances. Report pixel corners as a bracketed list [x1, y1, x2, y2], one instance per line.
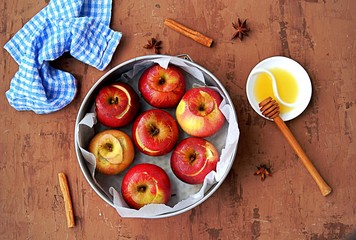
[4, 0, 121, 114]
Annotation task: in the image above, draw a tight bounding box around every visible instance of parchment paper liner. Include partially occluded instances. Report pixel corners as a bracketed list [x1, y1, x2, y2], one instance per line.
[75, 56, 239, 218]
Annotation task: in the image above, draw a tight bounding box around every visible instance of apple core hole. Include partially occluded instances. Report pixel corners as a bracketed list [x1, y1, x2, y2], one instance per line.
[149, 124, 160, 136]
[109, 97, 119, 105]
[198, 104, 205, 111]
[189, 153, 197, 164]
[158, 77, 165, 85]
[137, 185, 147, 192]
[105, 143, 113, 151]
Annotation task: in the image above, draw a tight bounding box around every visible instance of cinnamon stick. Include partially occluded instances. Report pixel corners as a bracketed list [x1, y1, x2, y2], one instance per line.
[58, 173, 75, 228]
[164, 18, 213, 47]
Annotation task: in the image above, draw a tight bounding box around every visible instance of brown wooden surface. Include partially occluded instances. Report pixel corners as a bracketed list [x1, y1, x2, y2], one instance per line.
[1, 0, 355, 239]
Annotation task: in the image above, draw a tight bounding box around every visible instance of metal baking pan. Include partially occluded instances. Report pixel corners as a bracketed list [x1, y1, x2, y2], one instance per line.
[74, 54, 239, 218]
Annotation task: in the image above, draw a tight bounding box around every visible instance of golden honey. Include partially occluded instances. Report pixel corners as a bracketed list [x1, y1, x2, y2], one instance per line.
[253, 68, 299, 114]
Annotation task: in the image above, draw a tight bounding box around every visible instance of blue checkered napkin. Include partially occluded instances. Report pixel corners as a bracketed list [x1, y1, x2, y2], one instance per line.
[4, 0, 122, 114]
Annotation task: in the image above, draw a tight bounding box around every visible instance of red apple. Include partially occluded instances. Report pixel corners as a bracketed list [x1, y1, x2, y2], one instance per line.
[170, 137, 219, 184]
[132, 109, 179, 156]
[95, 82, 140, 128]
[121, 163, 171, 209]
[88, 129, 135, 175]
[176, 87, 225, 138]
[138, 64, 186, 108]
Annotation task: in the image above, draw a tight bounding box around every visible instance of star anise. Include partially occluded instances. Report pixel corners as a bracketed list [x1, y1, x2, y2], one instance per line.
[143, 38, 162, 54]
[231, 18, 250, 41]
[254, 164, 272, 181]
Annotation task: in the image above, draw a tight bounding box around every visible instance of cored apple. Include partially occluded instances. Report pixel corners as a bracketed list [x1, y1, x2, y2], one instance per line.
[138, 64, 186, 108]
[88, 129, 135, 175]
[121, 163, 171, 209]
[176, 87, 225, 137]
[132, 109, 179, 156]
[95, 82, 140, 128]
[170, 137, 219, 184]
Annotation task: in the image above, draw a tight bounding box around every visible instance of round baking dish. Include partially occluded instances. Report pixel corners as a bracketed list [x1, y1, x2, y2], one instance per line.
[74, 54, 239, 218]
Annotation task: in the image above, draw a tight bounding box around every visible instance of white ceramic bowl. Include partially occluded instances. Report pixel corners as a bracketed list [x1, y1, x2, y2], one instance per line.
[246, 56, 312, 121]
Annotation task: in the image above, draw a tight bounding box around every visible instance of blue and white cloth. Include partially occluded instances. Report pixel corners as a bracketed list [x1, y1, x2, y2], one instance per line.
[4, 0, 122, 114]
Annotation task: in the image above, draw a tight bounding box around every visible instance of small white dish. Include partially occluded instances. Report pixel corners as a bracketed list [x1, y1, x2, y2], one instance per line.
[246, 56, 312, 121]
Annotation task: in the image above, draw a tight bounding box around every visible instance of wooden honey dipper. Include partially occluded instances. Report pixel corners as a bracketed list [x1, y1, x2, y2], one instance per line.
[259, 97, 332, 196]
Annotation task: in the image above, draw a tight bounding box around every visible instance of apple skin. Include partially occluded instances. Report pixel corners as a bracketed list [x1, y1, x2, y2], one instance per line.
[139, 64, 186, 108]
[121, 163, 171, 209]
[132, 109, 179, 156]
[95, 82, 140, 128]
[170, 137, 219, 184]
[176, 87, 225, 138]
[88, 129, 135, 175]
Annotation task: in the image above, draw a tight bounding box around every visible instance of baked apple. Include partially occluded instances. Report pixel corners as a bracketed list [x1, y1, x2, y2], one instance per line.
[132, 109, 179, 156]
[121, 163, 171, 209]
[88, 129, 135, 175]
[170, 137, 219, 184]
[95, 82, 140, 128]
[176, 87, 225, 137]
[138, 64, 186, 108]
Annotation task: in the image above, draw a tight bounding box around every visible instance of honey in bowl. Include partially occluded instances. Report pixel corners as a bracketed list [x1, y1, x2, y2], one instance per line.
[253, 67, 299, 114]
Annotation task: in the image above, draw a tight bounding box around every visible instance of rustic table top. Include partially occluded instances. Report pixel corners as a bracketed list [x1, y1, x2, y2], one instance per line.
[1, 0, 355, 239]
